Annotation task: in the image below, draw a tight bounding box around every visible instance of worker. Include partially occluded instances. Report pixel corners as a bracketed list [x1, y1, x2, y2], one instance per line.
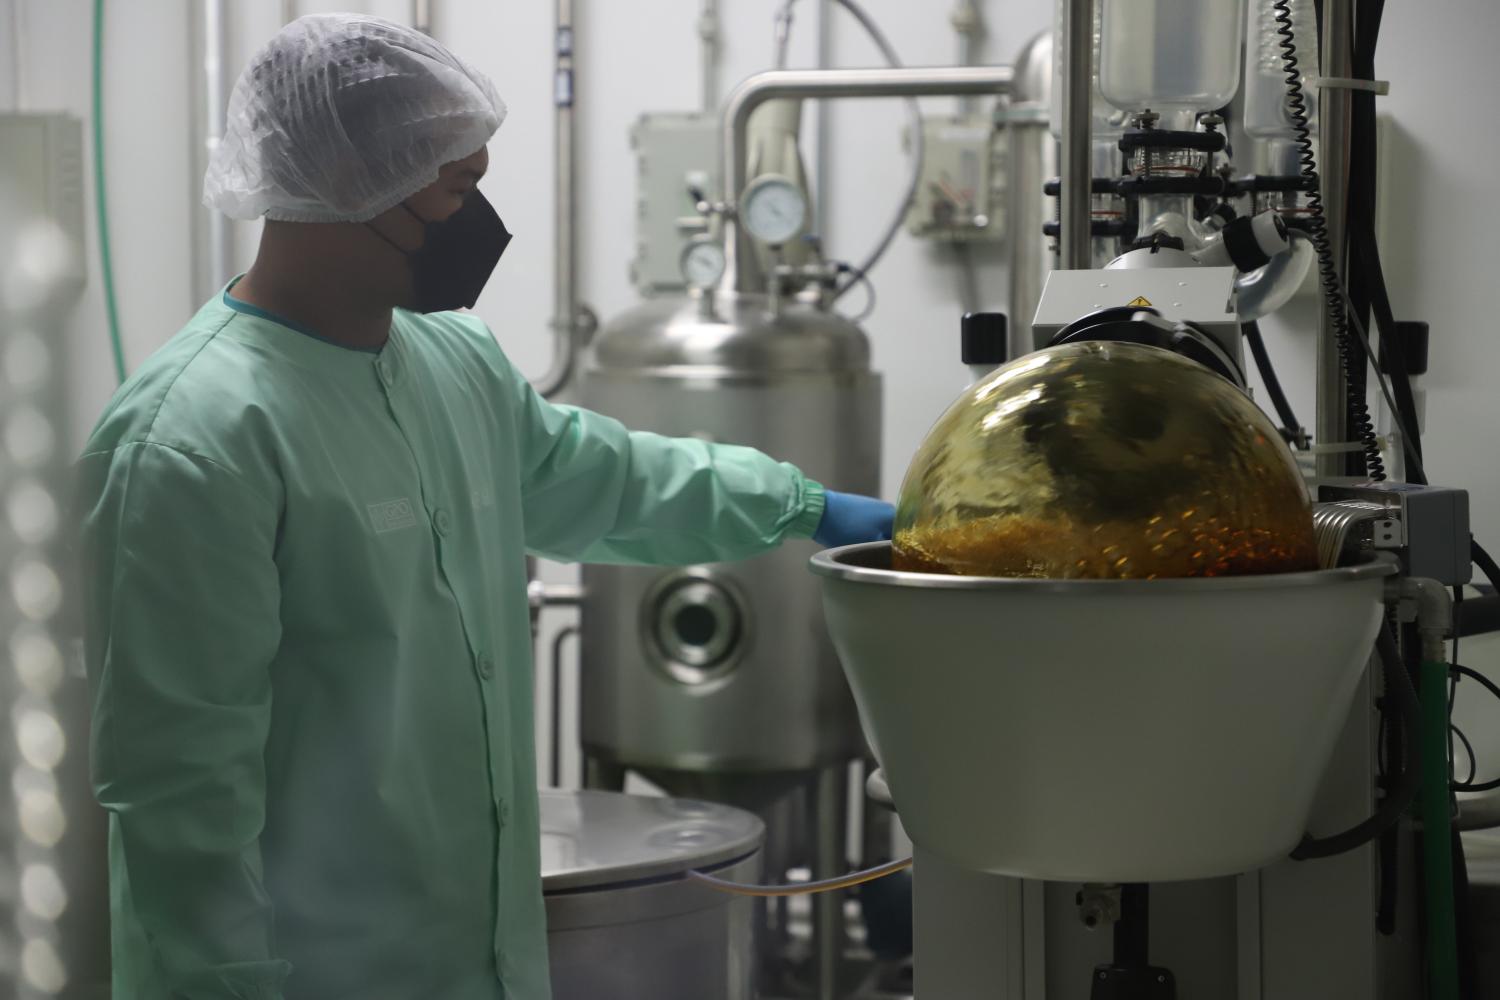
[76, 14, 892, 1000]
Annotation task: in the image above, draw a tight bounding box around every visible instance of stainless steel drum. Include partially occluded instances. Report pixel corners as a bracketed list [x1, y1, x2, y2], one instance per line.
[578, 293, 881, 794]
[541, 789, 764, 1000]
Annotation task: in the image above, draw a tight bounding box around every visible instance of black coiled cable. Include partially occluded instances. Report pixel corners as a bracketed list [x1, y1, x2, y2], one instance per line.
[1273, 0, 1386, 480]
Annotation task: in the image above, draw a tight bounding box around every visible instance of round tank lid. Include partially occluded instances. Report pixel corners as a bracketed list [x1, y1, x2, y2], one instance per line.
[539, 789, 765, 892]
[589, 294, 871, 375]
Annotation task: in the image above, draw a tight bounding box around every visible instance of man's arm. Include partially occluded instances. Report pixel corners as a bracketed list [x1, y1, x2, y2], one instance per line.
[78, 442, 290, 999]
[491, 347, 825, 566]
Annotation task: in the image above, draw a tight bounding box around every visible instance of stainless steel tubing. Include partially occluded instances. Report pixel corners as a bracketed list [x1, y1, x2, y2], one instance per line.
[698, 0, 720, 114]
[535, 0, 582, 399]
[1005, 30, 1055, 353]
[721, 66, 1015, 294]
[412, 0, 432, 34]
[191, 0, 233, 304]
[952, 0, 983, 114]
[1058, 0, 1093, 270]
[1316, 0, 1355, 478]
[812, 764, 846, 1000]
[10, 0, 27, 109]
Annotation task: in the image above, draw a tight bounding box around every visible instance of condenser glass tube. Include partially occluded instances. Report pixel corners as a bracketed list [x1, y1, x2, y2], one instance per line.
[1243, 0, 1318, 140]
[1098, 0, 1246, 119]
[1050, 0, 1129, 141]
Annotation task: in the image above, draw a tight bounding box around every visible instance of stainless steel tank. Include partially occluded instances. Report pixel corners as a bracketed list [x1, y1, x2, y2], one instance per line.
[541, 789, 763, 999]
[578, 292, 881, 803]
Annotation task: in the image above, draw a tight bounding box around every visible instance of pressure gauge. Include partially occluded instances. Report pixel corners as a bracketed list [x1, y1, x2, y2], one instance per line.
[679, 237, 727, 290]
[740, 174, 807, 245]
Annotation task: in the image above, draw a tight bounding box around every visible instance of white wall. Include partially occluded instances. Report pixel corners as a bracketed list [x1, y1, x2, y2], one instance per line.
[5, 0, 1498, 784]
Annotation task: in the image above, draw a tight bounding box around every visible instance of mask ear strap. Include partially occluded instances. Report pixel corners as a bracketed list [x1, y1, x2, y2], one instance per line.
[366, 220, 413, 257]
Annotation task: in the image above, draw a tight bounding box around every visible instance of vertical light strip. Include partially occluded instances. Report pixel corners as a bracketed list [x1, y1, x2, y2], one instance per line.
[1, 123, 85, 999]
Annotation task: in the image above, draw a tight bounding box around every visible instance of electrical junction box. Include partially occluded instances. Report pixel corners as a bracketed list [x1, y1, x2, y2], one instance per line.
[903, 113, 1006, 243]
[1321, 482, 1472, 586]
[0, 113, 87, 302]
[630, 112, 719, 295]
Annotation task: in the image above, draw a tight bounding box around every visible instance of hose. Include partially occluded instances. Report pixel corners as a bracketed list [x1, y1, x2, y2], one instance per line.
[689, 855, 912, 898]
[1291, 623, 1419, 860]
[1243, 321, 1308, 448]
[92, 0, 127, 384]
[1272, 0, 1383, 480]
[1450, 664, 1500, 793]
[774, 0, 924, 302]
[1420, 656, 1461, 1000]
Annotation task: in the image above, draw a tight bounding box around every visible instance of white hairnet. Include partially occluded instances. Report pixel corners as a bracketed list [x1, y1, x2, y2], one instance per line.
[204, 14, 506, 224]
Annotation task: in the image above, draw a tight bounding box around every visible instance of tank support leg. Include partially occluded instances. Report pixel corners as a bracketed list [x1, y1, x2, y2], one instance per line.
[811, 763, 848, 1000]
[582, 755, 627, 792]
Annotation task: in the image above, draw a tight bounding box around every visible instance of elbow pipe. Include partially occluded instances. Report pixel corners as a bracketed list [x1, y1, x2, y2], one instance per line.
[1192, 212, 1291, 272]
[720, 66, 1015, 295]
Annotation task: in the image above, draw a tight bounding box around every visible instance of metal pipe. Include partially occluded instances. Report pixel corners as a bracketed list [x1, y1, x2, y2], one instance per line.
[952, 0, 982, 114]
[190, 0, 233, 304]
[721, 65, 1014, 295]
[10, 0, 27, 110]
[1005, 30, 1055, 353]
[282, 0, 297, 24]
[811, 764, 846, 1000]
[411, 0, 432, 35]
[698, 0, 720, 114]
[814, 0, 832, 240]
[1315, 0, 1355, 478]
[534, 0, 588, 399]
[1058, 0, 1093, 270]
[549, 626, 580, 788]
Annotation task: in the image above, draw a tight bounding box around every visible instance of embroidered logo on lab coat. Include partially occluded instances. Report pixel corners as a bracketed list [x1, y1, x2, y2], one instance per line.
[368, 498, 418, 534]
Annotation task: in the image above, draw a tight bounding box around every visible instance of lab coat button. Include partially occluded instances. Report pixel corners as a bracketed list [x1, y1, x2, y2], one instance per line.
[433, 508, 452, 536]
[477, 652, 494, 678]
[376, 358, 394, 385]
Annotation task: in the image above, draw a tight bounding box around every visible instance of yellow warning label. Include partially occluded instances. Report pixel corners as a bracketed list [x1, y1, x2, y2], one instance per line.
[1125, 296, 1153, 308]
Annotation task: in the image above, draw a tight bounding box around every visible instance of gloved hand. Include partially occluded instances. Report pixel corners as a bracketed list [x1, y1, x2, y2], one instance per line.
[813, 491, 895, 548]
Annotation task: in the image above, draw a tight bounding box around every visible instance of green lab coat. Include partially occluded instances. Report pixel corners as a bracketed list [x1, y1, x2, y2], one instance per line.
[76, 290, 827, 1000]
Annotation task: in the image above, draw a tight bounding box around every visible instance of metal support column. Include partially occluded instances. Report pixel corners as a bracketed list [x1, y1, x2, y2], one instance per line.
[1058, 0, 1093, 270]
[1315, 0, 1355, 478]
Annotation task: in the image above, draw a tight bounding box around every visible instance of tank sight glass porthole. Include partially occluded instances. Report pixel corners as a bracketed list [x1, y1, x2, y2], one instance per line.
[642, 573, 746, 685]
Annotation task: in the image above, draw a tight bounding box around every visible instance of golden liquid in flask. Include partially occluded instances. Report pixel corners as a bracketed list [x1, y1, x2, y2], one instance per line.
[890, 341, 1321, 580]
[893, 504, 1318, 579]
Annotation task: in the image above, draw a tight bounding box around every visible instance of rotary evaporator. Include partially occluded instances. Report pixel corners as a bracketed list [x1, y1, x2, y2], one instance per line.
[805, 1, 1500, 999]
[530, 0, 1500, 997]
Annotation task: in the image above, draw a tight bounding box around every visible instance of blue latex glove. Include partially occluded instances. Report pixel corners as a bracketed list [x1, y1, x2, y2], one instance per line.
[813, 491, 895, 548]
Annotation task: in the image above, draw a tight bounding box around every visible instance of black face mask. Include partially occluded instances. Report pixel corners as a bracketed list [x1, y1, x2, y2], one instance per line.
[370, 191, 512, 313]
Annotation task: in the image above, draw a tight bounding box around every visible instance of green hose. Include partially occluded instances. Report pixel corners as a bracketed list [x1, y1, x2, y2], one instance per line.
[1420, 658, 1460, 1000]
[92, 0, 127, 384]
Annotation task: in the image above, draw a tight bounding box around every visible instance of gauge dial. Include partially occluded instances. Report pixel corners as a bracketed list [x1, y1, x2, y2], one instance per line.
[741, 174, 808, 245]
[679, 238, 727, 289]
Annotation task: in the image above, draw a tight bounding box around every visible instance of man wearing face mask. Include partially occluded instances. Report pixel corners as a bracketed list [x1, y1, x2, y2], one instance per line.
[75, 14, 892, 1000]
